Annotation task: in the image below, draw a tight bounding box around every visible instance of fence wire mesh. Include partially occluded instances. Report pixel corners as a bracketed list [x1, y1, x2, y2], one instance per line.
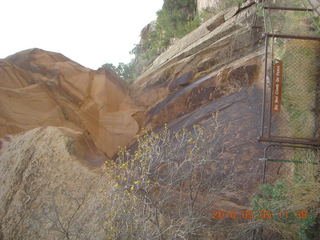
[262, 144, 320, 184]
[259, 0, 320, 190]
[306, 0, 320, 17]
[260, 0, 320, 145]
[264, 8, 320, 37]
[264, 0, 309, 8]
[268, 38, 320, 141]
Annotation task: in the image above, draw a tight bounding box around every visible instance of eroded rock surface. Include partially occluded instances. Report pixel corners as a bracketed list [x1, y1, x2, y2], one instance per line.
[0, 127, 109, 240]
[0, 49, 140, 158]
[127, 3, 269, 214]
[0, 3, 278, 239]
[131, 4, 263, 117]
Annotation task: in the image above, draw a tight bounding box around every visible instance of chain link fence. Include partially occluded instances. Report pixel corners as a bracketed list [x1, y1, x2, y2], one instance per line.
[261, 144, 320, 183]
[269, 37, 320, 141]
[260, 0, 320, 145]
[258, 0, 320, 188]
[263, 7, 319, 37]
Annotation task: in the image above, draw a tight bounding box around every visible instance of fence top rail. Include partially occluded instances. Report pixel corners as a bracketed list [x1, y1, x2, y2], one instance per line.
[259, 157, 320, 164]
[264, 33, 320, 40]
[258, 137, 320, 146]
[263, 6, 314, 11]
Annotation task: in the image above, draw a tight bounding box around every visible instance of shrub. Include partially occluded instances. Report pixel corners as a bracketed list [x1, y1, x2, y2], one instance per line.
[251, 151, 320, 240]
[104, 116, 238, 239]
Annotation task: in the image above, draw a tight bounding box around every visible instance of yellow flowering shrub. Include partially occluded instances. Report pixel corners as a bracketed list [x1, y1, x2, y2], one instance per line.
[104, 113, 228, 239]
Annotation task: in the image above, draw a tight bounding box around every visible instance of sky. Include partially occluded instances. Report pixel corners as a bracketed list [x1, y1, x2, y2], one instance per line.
[0, 0, 163, 70]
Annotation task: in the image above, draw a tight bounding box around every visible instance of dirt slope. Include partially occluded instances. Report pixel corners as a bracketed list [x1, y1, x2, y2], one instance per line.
[0, 127, 110, 239]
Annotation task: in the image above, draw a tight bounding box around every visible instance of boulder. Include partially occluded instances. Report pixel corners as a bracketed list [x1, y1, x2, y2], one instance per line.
[0, 49, 141, 158]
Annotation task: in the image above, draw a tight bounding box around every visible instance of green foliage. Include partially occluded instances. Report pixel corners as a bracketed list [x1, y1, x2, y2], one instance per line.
[255, 2, 264, 17]
[251, 156, 320, 240]
[227, 0, 246, 4]
[298, 213, 317, 240]
[102, 62, 135, 83]
[103, 0, 200, 82]
[157, 0, 197, 38]
[252, 180, 289, 219]
[198, 8, 216, 22]
[311, 16, 320, 34]
[252, 181, 318, 240]
[132, 0, 200, 64]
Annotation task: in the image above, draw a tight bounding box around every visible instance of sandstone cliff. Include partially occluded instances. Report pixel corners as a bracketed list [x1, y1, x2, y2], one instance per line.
[197, 0, 224, 11]
[0, 49, 140, 158]
[0, 2, 292, 239]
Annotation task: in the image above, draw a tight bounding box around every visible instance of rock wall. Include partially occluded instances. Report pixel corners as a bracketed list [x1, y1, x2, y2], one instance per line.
[132, 3, 263, 121]
[197, 0, 223, 11]
[197, 0, 255, 12]
[0, 49, 141, 158]
[0, 2, 283, 239]
[129, 2, 276, 219]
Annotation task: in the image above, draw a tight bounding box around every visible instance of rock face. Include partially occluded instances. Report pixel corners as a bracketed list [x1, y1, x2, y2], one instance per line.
[132, 3, 264, 129]
[197, 0, 224, 11]
[0, 127, 109, 239]
[197, 0, 254, 12]
[0, 49, 140, 158]
[129, 3, 272, 216]
[0, 2, 282, 239]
